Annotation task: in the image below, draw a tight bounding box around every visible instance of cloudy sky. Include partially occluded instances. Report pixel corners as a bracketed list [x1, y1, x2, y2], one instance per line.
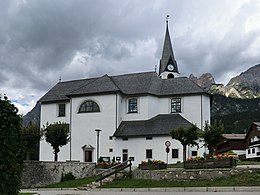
[1, 0, 260, 115]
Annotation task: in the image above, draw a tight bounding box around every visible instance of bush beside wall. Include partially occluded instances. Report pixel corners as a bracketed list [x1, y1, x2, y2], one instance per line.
[22, 161, 95, 188]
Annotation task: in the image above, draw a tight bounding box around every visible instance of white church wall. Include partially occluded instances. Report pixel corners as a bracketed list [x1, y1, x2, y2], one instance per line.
[120, 96, 150, 121]
[181, 95, 211, 130]
[147, 96, 160, 118]
[70, 94, 117, 162]
[202, 95, 211, 126]
[40, 102, 71, 161]
[114, 136, 207, 166]
[40, 93, 211, 162]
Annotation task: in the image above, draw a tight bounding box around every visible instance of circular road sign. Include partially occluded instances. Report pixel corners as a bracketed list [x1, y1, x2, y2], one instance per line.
[165, 141, 171, 147]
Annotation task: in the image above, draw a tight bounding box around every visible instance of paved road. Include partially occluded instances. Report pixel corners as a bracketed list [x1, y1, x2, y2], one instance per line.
[21, 187, 260, 195]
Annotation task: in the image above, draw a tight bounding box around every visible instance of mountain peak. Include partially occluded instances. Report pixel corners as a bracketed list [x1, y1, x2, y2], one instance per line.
[191, 64, 260, 99]
[189, 73, 215, 91]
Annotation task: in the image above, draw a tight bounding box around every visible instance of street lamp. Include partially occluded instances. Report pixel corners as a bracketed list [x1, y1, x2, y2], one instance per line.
[95, 129, 102, 163]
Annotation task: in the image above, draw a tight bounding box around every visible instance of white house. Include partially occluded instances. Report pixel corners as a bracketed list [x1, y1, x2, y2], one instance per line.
[245, 122, 260, 160]
[39, 22, 211, 165]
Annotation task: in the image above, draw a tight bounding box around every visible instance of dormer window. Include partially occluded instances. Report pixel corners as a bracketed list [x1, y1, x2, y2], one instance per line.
[79, 100, 100, 113]
[128, 98, 138, 113]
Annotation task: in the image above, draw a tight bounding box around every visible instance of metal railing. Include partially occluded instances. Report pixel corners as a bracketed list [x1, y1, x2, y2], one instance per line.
[95, 159, 132, 185]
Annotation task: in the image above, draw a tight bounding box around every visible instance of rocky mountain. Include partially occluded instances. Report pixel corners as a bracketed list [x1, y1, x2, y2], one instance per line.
[190, 64, 260, 133]
[22, 102, 41, 127]
[189, 73, 215, 91]
[225, 64, 260, 98]
[190, 64, 260, 99]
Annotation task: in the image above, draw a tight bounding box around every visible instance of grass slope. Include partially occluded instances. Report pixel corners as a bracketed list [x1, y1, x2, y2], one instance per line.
[43, 176, 97, 188]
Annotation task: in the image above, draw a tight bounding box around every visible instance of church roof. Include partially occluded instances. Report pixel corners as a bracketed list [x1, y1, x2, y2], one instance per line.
[113, 114, 194, 137]
[39, 72, 208, 103]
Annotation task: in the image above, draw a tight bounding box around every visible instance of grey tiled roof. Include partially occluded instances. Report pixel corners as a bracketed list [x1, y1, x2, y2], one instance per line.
[113, 114, 194, 137]
[39, 71, 208, 103]
[69, 75, 120, 96]
[39, 78, 95, 103]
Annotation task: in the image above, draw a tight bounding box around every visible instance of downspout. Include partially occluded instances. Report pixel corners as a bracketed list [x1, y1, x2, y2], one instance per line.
[69, 98, 72, 161]
[116, 94, 118, 128]
[201, 95, 203, 130]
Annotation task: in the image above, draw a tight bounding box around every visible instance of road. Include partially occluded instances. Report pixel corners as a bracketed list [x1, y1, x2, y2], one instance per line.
[21, 187, 260, 195]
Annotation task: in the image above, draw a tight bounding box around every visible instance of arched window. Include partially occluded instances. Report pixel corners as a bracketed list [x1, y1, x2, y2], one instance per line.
[167, 73, 174, 79]
[78, 100, 100, 113]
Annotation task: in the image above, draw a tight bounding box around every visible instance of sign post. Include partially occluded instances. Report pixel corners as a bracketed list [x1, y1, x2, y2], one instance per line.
[165, 141, 171, 164]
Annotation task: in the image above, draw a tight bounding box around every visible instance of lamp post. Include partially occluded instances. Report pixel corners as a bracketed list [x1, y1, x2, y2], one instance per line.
[95, 129, 102, 163]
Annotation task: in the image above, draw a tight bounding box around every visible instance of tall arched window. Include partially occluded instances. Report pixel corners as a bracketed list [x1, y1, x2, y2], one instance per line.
[78, 100, 100, 113]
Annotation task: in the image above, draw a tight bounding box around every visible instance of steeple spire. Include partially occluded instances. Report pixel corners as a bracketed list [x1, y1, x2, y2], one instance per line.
[159, 16, 179, 79]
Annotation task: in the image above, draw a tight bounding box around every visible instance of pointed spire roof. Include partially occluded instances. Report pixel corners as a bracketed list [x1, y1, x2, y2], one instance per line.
[159, 21, 179, 75]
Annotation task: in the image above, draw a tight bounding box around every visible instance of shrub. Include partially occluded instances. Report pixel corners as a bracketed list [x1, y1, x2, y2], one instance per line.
[0, 96, 24, 194]
[61, 172, 76, 182]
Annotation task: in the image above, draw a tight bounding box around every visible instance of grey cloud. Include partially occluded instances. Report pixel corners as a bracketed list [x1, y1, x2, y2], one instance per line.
[0, 0, 260, 114]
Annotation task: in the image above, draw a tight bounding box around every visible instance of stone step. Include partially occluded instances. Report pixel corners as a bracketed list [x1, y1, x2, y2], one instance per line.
[78, 175, 116, 191]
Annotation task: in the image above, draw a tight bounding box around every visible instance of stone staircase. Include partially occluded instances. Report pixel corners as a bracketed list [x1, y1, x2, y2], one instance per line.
[78, 160, 132, 191]
[78, 170, 129, 190]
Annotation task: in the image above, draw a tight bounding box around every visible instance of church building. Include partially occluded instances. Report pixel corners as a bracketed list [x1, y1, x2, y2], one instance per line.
[39, 22, 211, 165]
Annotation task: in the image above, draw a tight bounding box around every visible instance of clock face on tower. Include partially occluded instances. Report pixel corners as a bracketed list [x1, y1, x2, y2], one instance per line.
[167, 64, 174, 71]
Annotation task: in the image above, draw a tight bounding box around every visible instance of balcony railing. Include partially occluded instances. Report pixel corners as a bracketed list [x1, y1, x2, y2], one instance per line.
[249, 140, 260, 146]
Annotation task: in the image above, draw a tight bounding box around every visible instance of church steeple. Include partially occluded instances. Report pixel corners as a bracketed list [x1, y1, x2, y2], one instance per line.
[159, 16, 179, 79]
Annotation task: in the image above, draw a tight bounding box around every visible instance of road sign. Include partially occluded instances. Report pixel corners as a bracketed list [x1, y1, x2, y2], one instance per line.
[165, 141, 171, 147]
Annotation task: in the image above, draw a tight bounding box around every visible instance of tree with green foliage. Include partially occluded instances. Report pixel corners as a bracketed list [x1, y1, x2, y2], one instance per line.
[0, 95, 24, 195]
[201, 120, 224, 156]
[21, 123, 42, 160]
[170, 124, 199, 162]
[42, 122, 70, 161]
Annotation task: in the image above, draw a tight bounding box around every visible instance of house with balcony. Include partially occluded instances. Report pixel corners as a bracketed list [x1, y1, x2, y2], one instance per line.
[245, 122, 260, 160]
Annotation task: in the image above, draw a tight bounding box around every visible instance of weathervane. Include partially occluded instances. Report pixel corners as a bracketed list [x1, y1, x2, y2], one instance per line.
[166, 15, 170, 24]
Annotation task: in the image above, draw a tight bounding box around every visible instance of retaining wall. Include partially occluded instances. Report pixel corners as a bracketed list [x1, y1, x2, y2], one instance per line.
[22, 161, 95, 188]
[133, 167, 260, 181]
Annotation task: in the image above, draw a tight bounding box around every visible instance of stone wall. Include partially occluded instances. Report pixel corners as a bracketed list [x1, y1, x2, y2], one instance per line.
[133, 168, 260, 181]
[22, 161, 96, 188]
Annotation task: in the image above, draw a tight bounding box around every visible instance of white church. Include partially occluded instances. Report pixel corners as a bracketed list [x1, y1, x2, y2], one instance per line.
[39, 22, 211, 166]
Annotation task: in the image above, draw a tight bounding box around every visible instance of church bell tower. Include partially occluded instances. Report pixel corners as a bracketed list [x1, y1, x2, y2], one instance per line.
[159, 16, 180, 79]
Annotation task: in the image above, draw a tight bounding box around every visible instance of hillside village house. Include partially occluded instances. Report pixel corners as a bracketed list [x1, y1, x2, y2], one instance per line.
[245, 122, 260, 160]
[215, 134, 246, 156]
[39, 22, 211, 166]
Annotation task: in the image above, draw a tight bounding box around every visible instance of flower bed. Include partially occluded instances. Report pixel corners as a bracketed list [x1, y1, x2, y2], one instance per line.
[184, 155, 237, 169]
[138, 160, 167, 170]
[96, 162, 121, 169]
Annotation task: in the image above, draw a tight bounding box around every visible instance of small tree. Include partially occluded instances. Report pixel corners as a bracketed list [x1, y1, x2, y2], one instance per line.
[43, 122, 70, 161]
[0, 95, 24, 194]
[202, 120, 224, 156]
[21, 123, 42, 160]
[170, 124, 199, 162]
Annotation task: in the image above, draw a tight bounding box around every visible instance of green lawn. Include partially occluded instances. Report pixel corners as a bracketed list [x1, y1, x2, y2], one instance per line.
[237, 160, 260, 165]
[101, 172, 260, 188]
[42, 176, 97, 188]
